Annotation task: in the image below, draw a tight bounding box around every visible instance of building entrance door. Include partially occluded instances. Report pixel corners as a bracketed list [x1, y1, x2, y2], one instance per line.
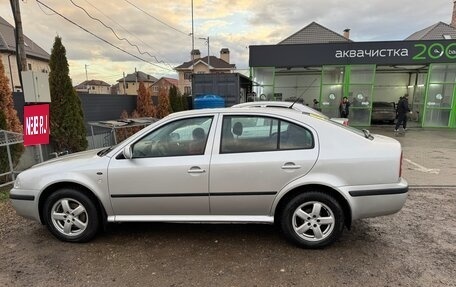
[320, 65, 374, 126]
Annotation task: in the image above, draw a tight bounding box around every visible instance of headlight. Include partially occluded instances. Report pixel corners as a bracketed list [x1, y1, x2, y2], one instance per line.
[13, 177, 21, 189]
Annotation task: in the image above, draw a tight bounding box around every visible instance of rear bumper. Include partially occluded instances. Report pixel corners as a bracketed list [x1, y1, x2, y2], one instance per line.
[342, 178, 408, 220]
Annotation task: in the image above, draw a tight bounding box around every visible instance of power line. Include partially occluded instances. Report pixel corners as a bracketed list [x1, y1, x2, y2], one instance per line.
[82, 0, 176, 66]
[35, 0, 173, 71]
[67, 0, 174, 70]
[36, 0, 55, 15]
[122, 0, 189, 36]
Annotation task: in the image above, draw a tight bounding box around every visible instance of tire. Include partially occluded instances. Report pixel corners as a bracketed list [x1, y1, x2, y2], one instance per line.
[280, 191, 344, 248]
[43, 188, 100, 243]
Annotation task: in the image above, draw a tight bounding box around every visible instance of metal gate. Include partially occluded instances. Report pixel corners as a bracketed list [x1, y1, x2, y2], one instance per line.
[0, 130, 23, 188]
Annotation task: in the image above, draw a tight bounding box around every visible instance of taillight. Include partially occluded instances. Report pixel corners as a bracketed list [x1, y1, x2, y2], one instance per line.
[399, 151, 403, 178]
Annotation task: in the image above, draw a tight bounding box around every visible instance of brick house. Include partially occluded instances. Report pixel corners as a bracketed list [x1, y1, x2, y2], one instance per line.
[174, 48, 236, 95]
[0, 16, 50, 92]
[75, 79, 111, 94]
[116, 71, 157, 95]
[148, 77, 178, 98]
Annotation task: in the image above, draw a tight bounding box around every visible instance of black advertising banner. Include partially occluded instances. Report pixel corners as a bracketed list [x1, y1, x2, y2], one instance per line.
[249, 40, 456, 67]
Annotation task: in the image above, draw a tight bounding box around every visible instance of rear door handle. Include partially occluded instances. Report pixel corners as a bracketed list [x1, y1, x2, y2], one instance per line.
[281, 162, 301, 170]
[187, 166, 206, 174]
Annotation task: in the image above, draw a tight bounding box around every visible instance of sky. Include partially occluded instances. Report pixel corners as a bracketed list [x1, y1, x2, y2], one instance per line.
[0, 0, 454, 86]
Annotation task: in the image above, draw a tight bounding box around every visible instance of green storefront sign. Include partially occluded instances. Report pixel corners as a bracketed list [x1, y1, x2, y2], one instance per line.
[250, 40, 456, 128]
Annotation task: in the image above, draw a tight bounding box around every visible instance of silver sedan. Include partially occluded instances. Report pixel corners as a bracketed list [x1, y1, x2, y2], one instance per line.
[10, 107, 408, 248]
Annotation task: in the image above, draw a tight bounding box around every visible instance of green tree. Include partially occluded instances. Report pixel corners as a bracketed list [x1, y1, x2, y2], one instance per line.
[169, 85, 183, 113]
[49, 36, 87, 152]
[0, 58, 23, 181]
[181, 94, 189, 111]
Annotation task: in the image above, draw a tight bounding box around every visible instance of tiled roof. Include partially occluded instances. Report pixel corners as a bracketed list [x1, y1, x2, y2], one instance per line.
[75, 80, 111, 89]
[175, 56, 236, 70]
[151, 77, 178, 87]
[162, 77, 178, 86]
[405, 21, 456, 40]
[117, 71, 157, 83]
[278, 22, 352, 44]
[0, 16, 50, 60]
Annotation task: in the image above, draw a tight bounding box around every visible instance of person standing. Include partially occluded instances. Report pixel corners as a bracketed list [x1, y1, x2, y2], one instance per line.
[395, 94, 412, 131]
[312, 99, 321, 111]
[339, 96, 350, 118]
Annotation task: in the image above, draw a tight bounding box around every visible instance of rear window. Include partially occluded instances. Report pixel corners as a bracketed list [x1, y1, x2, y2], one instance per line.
[373, 102, 394, 108]
[312, 115, 373, 140]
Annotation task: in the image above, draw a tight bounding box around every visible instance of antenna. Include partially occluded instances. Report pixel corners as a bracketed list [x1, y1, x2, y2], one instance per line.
[289, 77, 319, 109]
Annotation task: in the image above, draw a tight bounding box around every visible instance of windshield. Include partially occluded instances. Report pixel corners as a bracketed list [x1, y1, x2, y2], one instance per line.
[373, 102, 395, 108]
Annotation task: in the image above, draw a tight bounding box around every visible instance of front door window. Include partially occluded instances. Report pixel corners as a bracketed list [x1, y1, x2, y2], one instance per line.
[132, 116, 213, 158]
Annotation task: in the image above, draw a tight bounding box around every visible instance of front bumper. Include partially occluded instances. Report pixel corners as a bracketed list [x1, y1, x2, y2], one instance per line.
[342, 178, 408, 220]
[10, 188, 42, 223]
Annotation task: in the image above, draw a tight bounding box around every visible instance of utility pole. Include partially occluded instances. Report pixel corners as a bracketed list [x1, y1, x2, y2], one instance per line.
[10, 0, 27, 89]
[199, 37, 210, 69]
[207, 37, 210, 68]
[85, 64, 89, 93]
[123, 72, 127, 95]
[85, 64, 89, 81]
[11, 0, 43, 163]
[191, 0, 194, 73]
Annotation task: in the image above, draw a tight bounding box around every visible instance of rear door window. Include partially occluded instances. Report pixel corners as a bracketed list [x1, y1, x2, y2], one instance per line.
[220, 115, 314, 153]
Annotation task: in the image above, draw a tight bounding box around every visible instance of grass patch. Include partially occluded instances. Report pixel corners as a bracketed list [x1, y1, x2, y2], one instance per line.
[0, 184, 11, 202]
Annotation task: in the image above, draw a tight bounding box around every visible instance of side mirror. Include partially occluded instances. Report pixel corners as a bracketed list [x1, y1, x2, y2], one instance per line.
[123, 145, 133, 159]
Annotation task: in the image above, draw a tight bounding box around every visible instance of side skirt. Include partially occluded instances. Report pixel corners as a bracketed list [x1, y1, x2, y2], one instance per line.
[107, 215, 274, 224]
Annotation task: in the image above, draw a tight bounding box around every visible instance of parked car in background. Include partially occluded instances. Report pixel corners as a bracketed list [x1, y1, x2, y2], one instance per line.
[371, 101, 397, 124]
[10, 107, 407, 248]
[232, 101, 349, 126]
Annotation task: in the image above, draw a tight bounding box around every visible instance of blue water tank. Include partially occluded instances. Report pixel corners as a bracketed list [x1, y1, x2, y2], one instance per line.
[193, 95, 225, 109]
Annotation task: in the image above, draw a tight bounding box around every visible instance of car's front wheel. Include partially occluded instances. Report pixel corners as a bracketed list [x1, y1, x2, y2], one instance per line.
[43, 188, 99, 242]
[281, 192, 344, 248]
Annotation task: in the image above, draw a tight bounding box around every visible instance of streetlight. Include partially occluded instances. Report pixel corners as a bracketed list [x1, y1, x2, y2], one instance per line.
[199, 37, 210, 68]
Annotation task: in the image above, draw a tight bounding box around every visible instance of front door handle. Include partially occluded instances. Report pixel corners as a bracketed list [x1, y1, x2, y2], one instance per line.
[281, 162, 301, 170]
[187, 166, 206, 174]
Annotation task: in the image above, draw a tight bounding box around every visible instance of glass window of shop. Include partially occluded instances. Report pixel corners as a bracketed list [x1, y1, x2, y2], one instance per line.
[409, 73, 428, 125]
[423, 63, 456, 127]
[348, 65, 375, 126]
[320, 66, 346, 118]
[250, 67, 274, 101]
[274, 69, 321, 105]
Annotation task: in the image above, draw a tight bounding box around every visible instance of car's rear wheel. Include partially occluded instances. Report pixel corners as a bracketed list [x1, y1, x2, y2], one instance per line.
[43, 189, 99, 243]
[280, 192, 344, 248]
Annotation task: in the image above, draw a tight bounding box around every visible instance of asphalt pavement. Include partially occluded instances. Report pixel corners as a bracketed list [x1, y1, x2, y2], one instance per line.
[369, 126, 456, 187]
